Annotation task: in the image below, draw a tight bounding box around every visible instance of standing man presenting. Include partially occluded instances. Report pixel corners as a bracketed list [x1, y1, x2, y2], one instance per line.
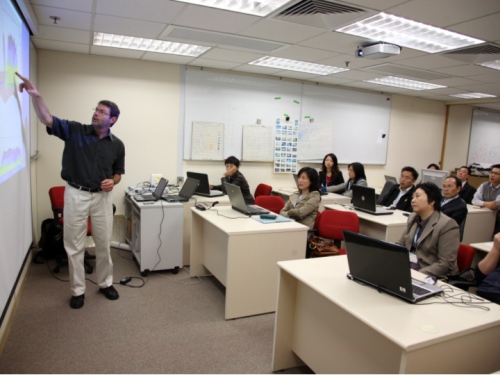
[16, 72, 125, 309]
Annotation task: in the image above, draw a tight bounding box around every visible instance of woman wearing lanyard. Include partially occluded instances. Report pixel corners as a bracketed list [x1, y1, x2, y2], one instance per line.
[280, 166, 321, 230]
[395, 182, 460, 278]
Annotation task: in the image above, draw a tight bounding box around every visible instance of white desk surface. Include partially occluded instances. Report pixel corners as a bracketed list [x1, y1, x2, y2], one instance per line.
[324, 203, 409, 227]
[190, 206, 307, 234]
[273, 256, 500, 373]
[470, 241, 494, 253]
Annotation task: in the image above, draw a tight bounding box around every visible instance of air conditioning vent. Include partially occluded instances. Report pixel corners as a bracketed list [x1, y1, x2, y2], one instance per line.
[443, 43, 500, 64]
[272, 0, 377, 30]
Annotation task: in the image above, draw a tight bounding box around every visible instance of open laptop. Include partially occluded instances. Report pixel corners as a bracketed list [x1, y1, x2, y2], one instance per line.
[343, 230, 443, 303]
[163, 177, 200, 202]
[187, 171, 224, 197]
[134, 178, 169, 202]
[224, 182, 269, 216]
[352, 185, 393, 215]
[384, 175, 398, 184]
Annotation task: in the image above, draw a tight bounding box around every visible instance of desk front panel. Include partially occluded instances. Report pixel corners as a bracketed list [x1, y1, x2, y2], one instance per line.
[462, 205, 496, 245]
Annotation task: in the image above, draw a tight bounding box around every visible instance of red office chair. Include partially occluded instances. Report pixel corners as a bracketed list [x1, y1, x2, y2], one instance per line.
[254, 183, 272, 198]
[49, 186, 94, 274]
[255, 195, 285, 214]
[312, 209, 360, 257]
[457, 244, 475, 272]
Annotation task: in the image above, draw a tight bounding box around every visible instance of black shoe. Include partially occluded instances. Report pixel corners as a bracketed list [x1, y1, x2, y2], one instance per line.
[70, 294, 85, 309]
[99, 285, 119, 300]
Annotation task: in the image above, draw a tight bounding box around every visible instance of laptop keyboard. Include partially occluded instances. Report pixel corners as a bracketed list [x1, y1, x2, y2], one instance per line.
[412, 284, 429, 296]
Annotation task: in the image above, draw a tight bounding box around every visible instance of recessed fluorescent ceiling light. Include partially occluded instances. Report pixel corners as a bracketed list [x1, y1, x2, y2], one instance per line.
[365, 76, 446, 91]
[477, 60, 500, 71]
[173, 0, 292, 16]
[450, 93, 497, 99]
[249, 56, 348, 75]
[336, 12, 484, 53]
[93, 32, 210, 57]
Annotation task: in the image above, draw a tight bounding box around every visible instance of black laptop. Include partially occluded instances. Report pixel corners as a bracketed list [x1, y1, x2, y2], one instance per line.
[223, 182, 269, 216]
[187, 171, 224, 197]
[352, 185, 393, 215]
[134, 178, 168, 202]
[343, 230, 443, 303]
[164, 177, 200, 202]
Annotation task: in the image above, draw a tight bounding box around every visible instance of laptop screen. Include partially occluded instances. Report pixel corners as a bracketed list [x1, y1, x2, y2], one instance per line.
[186, 172, 210, 194]
[179, 177, 200, 197]
[224, 182, 248, 212]
[153, 178, 168, 198]
[351, 185, 377, 211]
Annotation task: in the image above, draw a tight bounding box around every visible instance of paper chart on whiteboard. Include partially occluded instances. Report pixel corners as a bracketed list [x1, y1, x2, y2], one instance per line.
[274, 118, 299, 174]
[242, 125, 273, 161]
[191, 121, 224, 160]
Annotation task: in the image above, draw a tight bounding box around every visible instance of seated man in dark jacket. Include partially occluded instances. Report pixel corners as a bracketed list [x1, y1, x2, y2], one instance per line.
[211, 156, 254, 204]
[441, 176, 468, 228]
[457, 165, 476, 204]
[380, 166, 418, 212]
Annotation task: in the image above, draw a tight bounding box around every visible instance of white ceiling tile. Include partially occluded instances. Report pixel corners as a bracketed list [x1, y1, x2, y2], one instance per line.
[93, 14, 168, 39]
[96, 0, 185, 23]
[394, 55, 466, 70]
[434, 64, 495, 77]
[33, 39, 90, 54]
[188, 58, 241, 70]
[32, 5, 92, 30]
[448, 13, 500, 41]
[31, 0, 93, 12]
[142, 52, 196, 65]
[34, 25, 90, 44]
[231, 65, 284, 75]
[239, 19, 325, 44]
[385, 0, 500, 27]
[271, 45, 336, 62]
[173, 5, 260, 34]
[342, 0, 408, 12]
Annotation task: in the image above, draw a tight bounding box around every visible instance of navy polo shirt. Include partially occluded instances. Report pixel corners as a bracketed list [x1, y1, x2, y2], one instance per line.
[47, 116, 125, 189]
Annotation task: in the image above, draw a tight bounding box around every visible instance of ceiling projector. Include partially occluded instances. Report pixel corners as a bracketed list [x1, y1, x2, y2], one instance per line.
[356, 43, 401, 59]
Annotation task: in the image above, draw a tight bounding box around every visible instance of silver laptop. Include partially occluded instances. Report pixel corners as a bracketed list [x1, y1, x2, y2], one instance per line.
[134, 178, 169, 202]
[164, 177, 199, 202]
[352, 185, 393, 215]
[344, 231, 443, 303]
[223, 182, 269, 216]
[187, 171, 224, 197]
[384, 175, 398, 184]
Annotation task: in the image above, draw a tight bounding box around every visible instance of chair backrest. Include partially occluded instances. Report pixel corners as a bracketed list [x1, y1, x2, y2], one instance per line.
[255, 195, 284, 214]
[48, 186, 66, 224]
[458, 215, 467, 242]
[376, 180, 397, 204]
[254, 183, 272, 198]
[457, 244, 475, 272]
[317, 210, 360, 241]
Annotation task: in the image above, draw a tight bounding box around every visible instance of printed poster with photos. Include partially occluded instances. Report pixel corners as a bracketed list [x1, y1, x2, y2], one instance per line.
[274, 118, 299, 174]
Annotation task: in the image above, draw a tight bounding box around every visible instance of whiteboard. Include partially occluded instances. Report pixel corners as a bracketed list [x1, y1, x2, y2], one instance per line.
[300, 84, 392, 164]
[183, 69, 392, 164]
[468, 108, 500, 166]
[184, 69, 301, 160]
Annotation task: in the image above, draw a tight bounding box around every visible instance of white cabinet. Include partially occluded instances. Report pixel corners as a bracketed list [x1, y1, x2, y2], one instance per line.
[124, 194, 183, 275]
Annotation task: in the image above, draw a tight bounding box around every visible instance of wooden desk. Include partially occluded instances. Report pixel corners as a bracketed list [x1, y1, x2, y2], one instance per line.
[462, 205, 496, 245]
[190, 206, 308, 319]
[181, 195, 231, 265]
[272, 256, 500, 373]
[324, 204, 408, 243]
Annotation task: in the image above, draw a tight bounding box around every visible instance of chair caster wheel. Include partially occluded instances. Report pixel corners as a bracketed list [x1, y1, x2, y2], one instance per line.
[141, 270, 150, 277]
[172, 267, 179, 275]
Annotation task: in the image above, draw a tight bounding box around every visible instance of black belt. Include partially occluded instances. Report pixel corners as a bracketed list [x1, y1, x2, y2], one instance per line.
[68, 182, 102, 193]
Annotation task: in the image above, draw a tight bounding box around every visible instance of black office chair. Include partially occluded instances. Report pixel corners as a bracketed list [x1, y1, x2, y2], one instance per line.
[377, 180, 397, 205]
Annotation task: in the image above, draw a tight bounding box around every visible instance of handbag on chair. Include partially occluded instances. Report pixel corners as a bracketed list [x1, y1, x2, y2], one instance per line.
[308, 234, 340, 257]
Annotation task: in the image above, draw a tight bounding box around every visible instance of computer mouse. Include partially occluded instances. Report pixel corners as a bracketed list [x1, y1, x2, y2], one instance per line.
[260, 214, 277, 220]
[195, 203, 207, 211]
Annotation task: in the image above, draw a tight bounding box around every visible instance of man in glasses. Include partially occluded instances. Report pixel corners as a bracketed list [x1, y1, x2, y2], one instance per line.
[441, 176, 468, 238]
[380, 166, 418, 212]
[16, 72, 125, 309]
[472, 164, 500, 236]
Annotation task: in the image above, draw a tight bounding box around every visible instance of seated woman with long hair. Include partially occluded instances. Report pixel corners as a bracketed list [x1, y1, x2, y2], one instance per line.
[328, 162, 367, 197]
[319, 153, 345, 193]
[280, 167, 321, 229]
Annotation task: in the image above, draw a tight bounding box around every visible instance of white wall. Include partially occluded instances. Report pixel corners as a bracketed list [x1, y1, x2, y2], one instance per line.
[34, 50, 469, 238]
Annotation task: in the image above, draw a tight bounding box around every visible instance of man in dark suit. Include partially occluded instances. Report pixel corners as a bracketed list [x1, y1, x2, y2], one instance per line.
[457, 166, 476, 204]
[380, 166, 418, 212]
[441, 176, 468, 238]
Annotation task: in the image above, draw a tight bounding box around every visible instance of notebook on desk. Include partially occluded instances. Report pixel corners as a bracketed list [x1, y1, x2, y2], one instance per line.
[134, 178, 169, 202]
[352, 185, 393, 215]
[224, 182, 269, 216]
[187, 171, 224, 197]
[344, 230, 443, 303]
[163, 177, 199, 202]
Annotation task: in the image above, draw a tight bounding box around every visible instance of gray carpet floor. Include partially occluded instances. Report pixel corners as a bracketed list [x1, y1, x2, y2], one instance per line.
[0, 217, 312, 374]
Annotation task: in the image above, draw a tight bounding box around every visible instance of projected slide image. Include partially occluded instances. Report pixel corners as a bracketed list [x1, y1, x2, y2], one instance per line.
[0, 0, 28, 184]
